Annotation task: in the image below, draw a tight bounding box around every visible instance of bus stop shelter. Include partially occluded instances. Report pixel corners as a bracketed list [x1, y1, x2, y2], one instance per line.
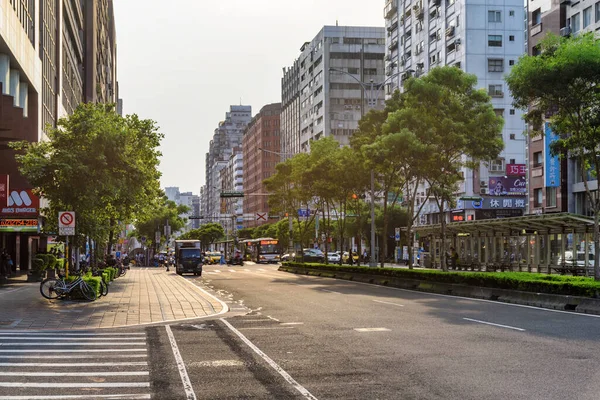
[414, 213, 596, 275]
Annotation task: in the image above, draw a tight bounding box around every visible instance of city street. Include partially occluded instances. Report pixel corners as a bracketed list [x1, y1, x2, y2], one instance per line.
[1, 265, 600, 399]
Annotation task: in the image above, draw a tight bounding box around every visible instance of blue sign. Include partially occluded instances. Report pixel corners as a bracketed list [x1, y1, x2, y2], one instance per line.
[298, 209, 310, 217]
[545, 123, 560, 188]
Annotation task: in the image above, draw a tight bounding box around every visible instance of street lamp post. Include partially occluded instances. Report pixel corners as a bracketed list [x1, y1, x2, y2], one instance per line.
[328, 67, 414, 267]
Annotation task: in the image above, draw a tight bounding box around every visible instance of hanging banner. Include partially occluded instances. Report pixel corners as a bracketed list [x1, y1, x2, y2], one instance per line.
[545, 123, 561, 188]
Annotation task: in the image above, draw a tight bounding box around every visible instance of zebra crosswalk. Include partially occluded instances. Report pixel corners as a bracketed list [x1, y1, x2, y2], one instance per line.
[205, 268, 268, 275]
[0, 330, 151, 400]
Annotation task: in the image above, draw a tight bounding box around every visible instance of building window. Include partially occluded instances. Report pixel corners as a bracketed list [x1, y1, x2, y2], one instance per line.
[488, 84, 503, 97]
[488, 10, 502, 22]
[532, 8, 542, 25]
[546, 187, 557, 208]
[509, 10, 515, 16]
[488, 59, 504, 72]
[596, 2, 600, 23]
[571, 13, 581, 33]
[510, 133, 516, 140]
[488, 35, 503, 47]
[510, 109, 515, 115]
[494, 108, 504, 117]
[583, 6, 592, 28]
[509, 59, 515, 66]
[489, 159, 505, 172]
[533, 151, 543, 167]
[534, 188, 543, 207]
[509, 35, 515, 41]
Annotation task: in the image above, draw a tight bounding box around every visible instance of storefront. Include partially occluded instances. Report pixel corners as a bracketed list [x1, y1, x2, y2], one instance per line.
[0, 187, 43, 271]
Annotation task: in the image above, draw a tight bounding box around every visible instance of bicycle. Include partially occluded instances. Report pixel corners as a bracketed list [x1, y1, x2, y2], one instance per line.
[91, 267, 109, 297]
[40, 270, 97, 301]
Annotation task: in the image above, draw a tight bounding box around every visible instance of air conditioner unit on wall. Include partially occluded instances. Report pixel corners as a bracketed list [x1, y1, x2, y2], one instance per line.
[480, 180, 488, 187]
[480, 188, 488, 194]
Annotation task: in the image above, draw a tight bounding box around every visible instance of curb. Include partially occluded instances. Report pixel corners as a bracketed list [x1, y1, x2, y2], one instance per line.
[279, 265, 600, 316]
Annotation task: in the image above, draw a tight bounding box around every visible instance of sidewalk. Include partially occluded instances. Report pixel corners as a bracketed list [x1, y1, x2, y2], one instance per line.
[0, 267, 226, 330]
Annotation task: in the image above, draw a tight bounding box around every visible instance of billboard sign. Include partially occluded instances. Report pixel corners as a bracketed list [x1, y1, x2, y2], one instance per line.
[488, 176, 527, 196]
[545, 123, 561, 187]
[1, 189, 40, 216]
[506, 164, 526, 176]
[0, 218, 39, 232]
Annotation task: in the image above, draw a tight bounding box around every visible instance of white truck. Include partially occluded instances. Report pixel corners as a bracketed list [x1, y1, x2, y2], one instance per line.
[174, 240, 203, 276]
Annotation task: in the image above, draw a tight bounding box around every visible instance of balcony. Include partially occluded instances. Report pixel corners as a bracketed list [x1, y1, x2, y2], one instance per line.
[413, 6, 424, 20]
[384, 1, 397, 18]
[559, 26, 571, 37]
[531, 23, 543, 36]
[445, 26, 455, 38]
[489, 90, 504, 98]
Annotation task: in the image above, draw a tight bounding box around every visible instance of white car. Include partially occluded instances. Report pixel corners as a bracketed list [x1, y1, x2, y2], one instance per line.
[327, 252, 341, 263]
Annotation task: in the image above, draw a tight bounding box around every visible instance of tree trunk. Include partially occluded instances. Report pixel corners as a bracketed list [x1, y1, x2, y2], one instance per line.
[323, 207, 328, 265]
[440, 199, 447, 272]
[595, 211, 600, 281]
[381, 190, 389, 268]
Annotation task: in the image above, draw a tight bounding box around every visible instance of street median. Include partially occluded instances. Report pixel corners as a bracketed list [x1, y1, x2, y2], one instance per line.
[279, 262, 600, 315]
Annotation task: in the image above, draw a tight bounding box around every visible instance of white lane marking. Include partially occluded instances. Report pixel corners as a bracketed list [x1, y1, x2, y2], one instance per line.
[214, 270, 222, 273]
[321, 289, 341, 295]
[0, 332, 147, 336]
[229, 269, 237, 272]
[188, 360, 245, 367]
[0, 349, 146, 353]
[0, 371, 149, 377]
[258, 269, 266, 271]
[354, 328, 391, 332]
[0, 362, 147, 367]
[0, 336, 146, 341]
[373, 300, 405, 307]
[463, 318, 526, 332]
[206, 272, 218, 275]
[280, 322, 304, 326]
[0, 342, 145, 346]
[0, 382, 150, 388]
[237, 319, 274, 322]
[165, 325, 197, 400]
[0, 354, 147, 359]
[238, 327, 297, 330]
[0, 395, 151, 400]
[219, 318, 318, 400]
[267, 316, 280, 322]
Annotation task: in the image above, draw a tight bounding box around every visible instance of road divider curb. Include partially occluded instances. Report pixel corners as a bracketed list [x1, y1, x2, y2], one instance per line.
[279, 265, 600, 316]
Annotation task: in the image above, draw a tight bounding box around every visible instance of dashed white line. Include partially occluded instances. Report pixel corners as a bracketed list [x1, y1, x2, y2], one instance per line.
[463, 318, 526, 332]
[218, 319, 318, 399]
[373, 300, 404, 307]
[165, 325, 197, 400]
[321, 289, 341, 295]
[280, 322, 304, 326]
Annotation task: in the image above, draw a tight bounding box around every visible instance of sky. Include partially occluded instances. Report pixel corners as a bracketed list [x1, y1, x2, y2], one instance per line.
[113, 1, 384, 194]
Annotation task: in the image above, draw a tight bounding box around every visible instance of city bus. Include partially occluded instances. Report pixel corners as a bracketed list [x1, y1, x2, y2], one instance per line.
[245, 238, 281, 263]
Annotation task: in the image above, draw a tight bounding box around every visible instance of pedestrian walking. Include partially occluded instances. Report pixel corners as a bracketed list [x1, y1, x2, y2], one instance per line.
[219, 251, 225, 266]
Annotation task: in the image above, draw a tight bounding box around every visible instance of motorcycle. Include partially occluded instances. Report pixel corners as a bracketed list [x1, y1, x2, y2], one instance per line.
[226, 255, 244, 266]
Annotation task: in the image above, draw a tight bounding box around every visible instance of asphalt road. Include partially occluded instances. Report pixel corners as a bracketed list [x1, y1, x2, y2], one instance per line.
[2, 264, 600, 399]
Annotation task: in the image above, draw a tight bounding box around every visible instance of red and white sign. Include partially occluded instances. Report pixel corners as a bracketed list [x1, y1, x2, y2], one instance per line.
[0, 175, 8, 208]
[1, 188, 40, 216]
[506, 164, 526, 176]
[58, 211, 75, 228]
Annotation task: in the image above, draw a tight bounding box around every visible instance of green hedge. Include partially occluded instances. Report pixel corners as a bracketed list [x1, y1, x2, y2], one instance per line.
[65, 273, 101, 299]
[281, 262, 600, 298]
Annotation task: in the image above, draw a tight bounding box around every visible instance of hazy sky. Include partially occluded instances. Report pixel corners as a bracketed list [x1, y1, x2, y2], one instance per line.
[113, 1, 384, 194]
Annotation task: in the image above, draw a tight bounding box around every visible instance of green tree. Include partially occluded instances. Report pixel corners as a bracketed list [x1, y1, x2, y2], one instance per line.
[11, 103, 163, 259]
[399, 67, 504, 270]
[135, 199, 189, 250]
[506, 33, 600, 279]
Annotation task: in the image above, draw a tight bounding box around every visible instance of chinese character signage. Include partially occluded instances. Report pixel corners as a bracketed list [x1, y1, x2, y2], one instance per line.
[545, 123, 561, 187]
[506, 164, 526, 176]
[488, 177, 527, 196]
[467, 197, 526, 210]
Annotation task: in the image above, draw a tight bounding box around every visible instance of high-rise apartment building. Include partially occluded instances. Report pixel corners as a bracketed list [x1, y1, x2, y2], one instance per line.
[281, 25, 386, 155]
[384, 0, 527, 223]
[204, 105, 252, 223]
[219, 151, 244, 237]
[243, 103, 281, 228]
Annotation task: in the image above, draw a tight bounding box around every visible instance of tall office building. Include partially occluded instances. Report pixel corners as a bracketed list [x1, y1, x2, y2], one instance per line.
[1, 0, 118, 270]
[243, 103, 281, 228]
[204, 105, 252, 223]
[384, 0, 527, 223]
[281, 25, 386, 155]
[219, 151, 244, 237]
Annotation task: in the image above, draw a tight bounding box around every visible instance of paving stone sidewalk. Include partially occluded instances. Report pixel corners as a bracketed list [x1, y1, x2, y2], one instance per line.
[0, 267, 226, 330]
